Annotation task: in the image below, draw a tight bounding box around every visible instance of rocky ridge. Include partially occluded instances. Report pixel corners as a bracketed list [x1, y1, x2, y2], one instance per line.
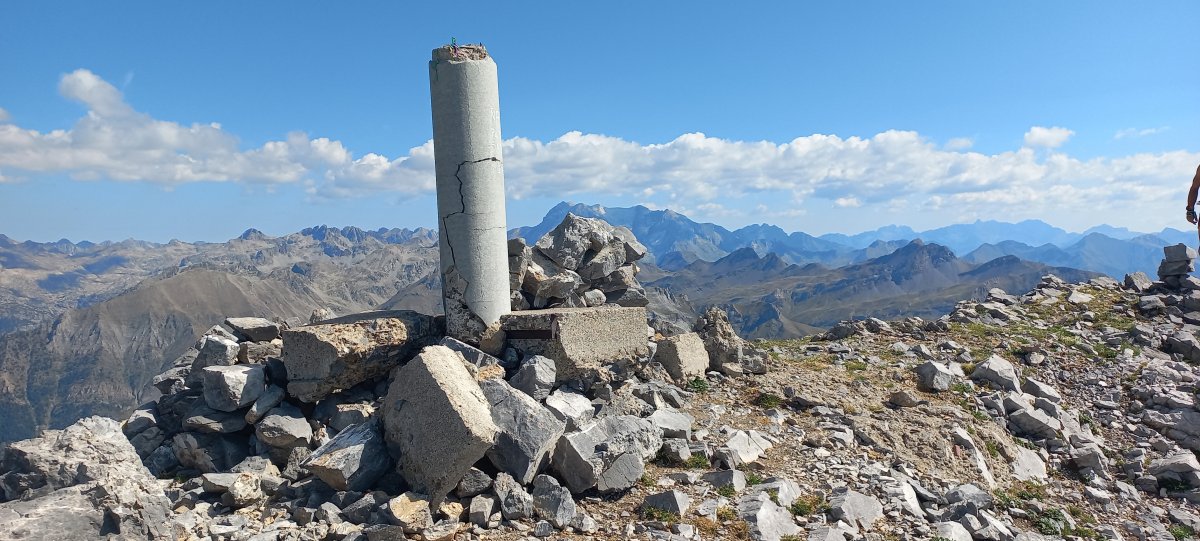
[7, 234, 1200, 540]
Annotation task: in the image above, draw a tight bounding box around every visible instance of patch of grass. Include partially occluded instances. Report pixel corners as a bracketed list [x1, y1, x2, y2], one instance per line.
[686, 377, 710, 393]
[1033, 507, 1066, 535]
[845, 360, 868, 372]
[641, 506, 680, 523]
[685, 453, 710, 469]
[766, 488, 780, 505]
[716, 484, 736, 498]
[780, 536, 803, 541]
[1161, 477, 1190, 492]
[1079, 411, 1096, 431]
[949, 382, 972, 394]
[789, 493, 827, 516]
[753, 392, 783, 409]
[985, 440, 1000, 459]
[1067, 504, 1096, 525]
[639, 473, 655, 487]
[745, 472, 765, 485]
[1169, 524, 1196, 541]
[716, 506, 738, 522]
[693, 517, 719, 537]
[961, 362, 977, 375]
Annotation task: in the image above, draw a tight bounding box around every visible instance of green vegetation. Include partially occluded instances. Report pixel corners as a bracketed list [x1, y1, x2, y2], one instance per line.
[686, 377, 710, 393]
[985, 440, 1000, 459]
[716, 484, 736, 498]
[685, 453, 711, 469]
[753, 392, 783, 409]
[1169, 524, 1196, 541]
[745, 471, 765, 485]
[641, 506, 681, 523]
[844, 360, 868, 372]
[789, 493, 827, 516]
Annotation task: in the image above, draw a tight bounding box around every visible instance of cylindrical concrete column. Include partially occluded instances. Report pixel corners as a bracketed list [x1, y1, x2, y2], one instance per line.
[429, 44, 510, 342]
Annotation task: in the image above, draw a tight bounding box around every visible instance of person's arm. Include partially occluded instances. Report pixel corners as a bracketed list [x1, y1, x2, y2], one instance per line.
[1188, 164, 1200, 224]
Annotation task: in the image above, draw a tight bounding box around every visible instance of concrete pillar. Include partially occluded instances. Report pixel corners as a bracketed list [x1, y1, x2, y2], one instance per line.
[429, 44, 510, 343]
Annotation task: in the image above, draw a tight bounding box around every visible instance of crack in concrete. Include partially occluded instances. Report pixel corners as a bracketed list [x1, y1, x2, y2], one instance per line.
[439, 157, 502, 312]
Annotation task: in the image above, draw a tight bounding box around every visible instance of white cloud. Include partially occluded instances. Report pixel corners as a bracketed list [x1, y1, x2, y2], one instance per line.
[0, 107, 9, 123]
[0, 70, 1197, 232]
[1023, 126, 1074, 148]
[1115, 126, 1169, 140]
[944, 137, 973, 150]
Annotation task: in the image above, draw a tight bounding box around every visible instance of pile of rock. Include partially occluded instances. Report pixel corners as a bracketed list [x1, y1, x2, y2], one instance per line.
[509, 213, 649, 310]
[1157, 243, 1198, 290]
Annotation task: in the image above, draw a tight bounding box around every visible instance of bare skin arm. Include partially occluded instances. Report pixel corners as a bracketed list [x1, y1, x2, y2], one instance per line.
[1189, 164, 1200, 224]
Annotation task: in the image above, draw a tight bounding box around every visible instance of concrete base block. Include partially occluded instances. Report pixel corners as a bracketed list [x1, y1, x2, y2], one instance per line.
[500, 307, 649, 383]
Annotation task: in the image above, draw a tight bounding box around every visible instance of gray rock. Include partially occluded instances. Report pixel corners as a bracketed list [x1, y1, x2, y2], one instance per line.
[256, 403, 313, 449]
[0, 417, 172, 540]
[245, 384, 286, 424]
[946, 483, 993, 509]
[342, 492, 381, 524]
[1124, 271, 1153, 292]
[915, 360, 954, 392]
[455, 467, 492, 498]
[695, 306, 759, 374]
[479, 377, 566, 484]
[187, 335, 240, 387]
[1009, 408, 1062, 439]
[469, 494, 497, 527]
[653, 332, 710, 382]
[933, 521, 974, 541]
[970, 354, 1022, 392]
[648, 408, 694, 440]
[1165, 243, 1198, 262]
[171, 432, 247, 473]
[1011, 448, 1048, 482]
[381, 345, 498, 506]
[302, 418, 392, 491]
[551, 415, 662, 493]
[531, 474, 577, 529]
[184, 403, 248, 433]
[581, 289, 607, 307]
[534, 213, 615, 271]
[643, 489, 690, 516]
[201, 364, 266, 412]
[543, 388, 595, 430]
[438, 336, 501, 367]
[725, 429, 772, 464]
[493, 472, 533, 520]
[224, 317, 281, 342]
[577, 236, 629, 281]
[1021, 378, 1062, 403]
[701, 469, 747, 492]
[383, 491, 433, 533]
[737, 492, 800, 541]
[509, 354, 556, 401]
[828, 488, 883, 531]
[282, 310, 440, 402]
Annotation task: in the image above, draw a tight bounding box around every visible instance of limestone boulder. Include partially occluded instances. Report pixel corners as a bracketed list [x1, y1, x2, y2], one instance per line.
[256, 403, 313, 449]
[551, 415, 662, 494]
[534, 213, 615, 271]
[969, 354, 1021, 392]
[282, 310, 441, 403]
[224, 316, 281, 342]
[201, 364, 266, 412]
[382, 345, 498, 505]
[302, 418, 392, 491]
[186, 334, 240, 387]
[479, 378, 566, 484]
[0, 417, 172, 540]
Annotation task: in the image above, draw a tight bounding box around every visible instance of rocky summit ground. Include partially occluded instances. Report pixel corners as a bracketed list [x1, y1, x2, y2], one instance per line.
[6, 240, 1200, 541]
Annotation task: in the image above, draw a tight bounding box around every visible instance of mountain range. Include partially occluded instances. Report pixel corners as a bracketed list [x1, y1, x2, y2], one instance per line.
[0, 201, 1174, 441]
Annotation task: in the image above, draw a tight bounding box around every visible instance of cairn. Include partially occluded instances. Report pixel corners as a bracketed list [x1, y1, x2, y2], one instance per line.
[1157, 243, 1199, 290]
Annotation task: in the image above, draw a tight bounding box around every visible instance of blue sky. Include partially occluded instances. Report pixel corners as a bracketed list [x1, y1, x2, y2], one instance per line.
[1, 1, 1197, 242]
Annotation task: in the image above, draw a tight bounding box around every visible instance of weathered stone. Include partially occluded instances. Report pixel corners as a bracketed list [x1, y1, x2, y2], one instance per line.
[509, 238, 532, 292]
[828, 488, 883, 531]
[238, 340, 281, 363]
[737, 492, 800, 541]
[1021, 378, 1062, 403]
[933, 521, 974, 541]
[509, 354, 556, 401]
[648, 408, 694, 440]
[1165, 243, 1199, 262]
[0, 417, 173, 540]
[577, 236, 628, 281]
[531, 474, 577, 529]
[328, 402, 375, 433]
[653, 332, 710, 382]
[581, 289, 607, 307]
[469, 494, 498, 527]
[725, 429, 773, 464]
[501, 307, 650, 383]
[1124, 271, 1153, 292]
[439, 336, 501, 368]
[970, 354, 1021, 392]
[282, 310, 441, 402]
[551, 415, 662, 493]
[245, 384, 286, 424]
[302, 418, 392, 491]
[1009, 408, 1062, 439]
[695, 306, 758, 374]
[479, 377, 566, 484]
[605, 287, 649, 307]
[534, 213, 615, 271]
[256, 403, 313, 449]
[187, 335, 240, 387]
[455, 467, 492, 498]
[543, 388, 595, 430]
[184, 403, 248, 434]
[171, 432, 247, 473]
[493, 472, 533, 520]
[1011, 448, 1048, 482]
[201, 364, 266, 412]
[384, 491, 433, 533]
[225, 317, 281, 342]
[915, 360, 954, 392]
[381, 345, 498, 506]
[701, 469, 747, 492]
[644, 489, 690, 516]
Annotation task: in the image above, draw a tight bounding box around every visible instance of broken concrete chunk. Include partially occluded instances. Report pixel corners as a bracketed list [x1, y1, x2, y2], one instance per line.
[381, 345, 498, 506]
[282, 310, 441, 403]
[302, 418, 392, 492]
[501, 307, 650, 383]
[479, 377, 566, 484]
[653, 332, 710, 382]
[384, 492, 433, 533]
